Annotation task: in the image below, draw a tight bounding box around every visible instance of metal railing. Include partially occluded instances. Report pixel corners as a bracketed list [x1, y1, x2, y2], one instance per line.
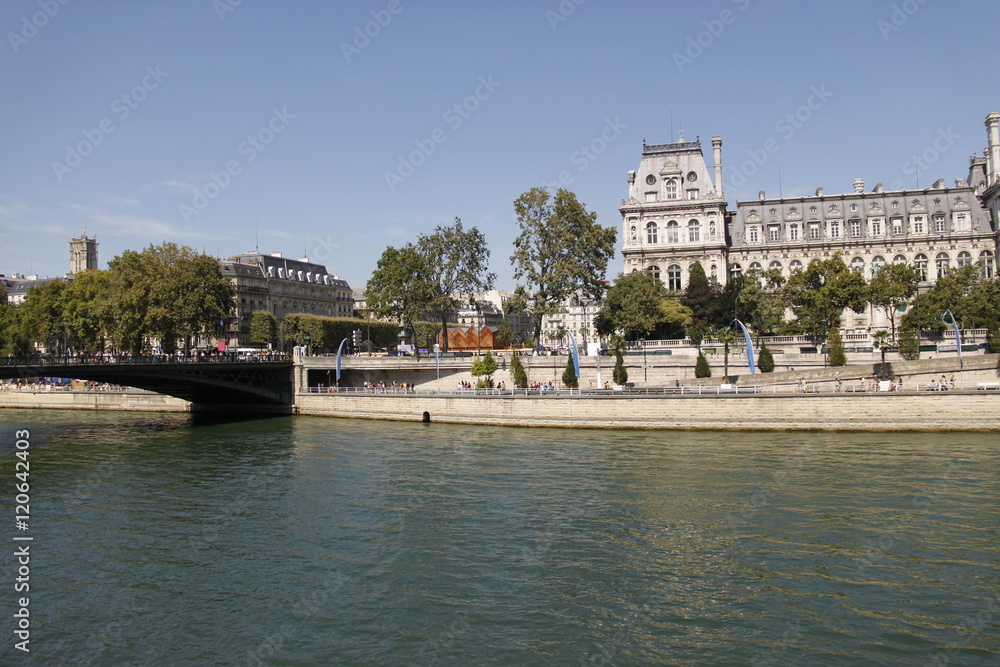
[2, 353, 291, 366]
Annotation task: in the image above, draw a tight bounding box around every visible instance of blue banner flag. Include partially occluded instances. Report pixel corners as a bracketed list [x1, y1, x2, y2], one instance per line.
[336, 337, 349, 383]
[731, 319, 756, 375]
[568, 331, 581, 380]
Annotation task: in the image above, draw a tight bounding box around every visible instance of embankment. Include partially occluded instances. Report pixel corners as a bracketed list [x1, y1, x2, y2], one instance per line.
[295, 391, 998, 431]
[0, 390, 190, 412]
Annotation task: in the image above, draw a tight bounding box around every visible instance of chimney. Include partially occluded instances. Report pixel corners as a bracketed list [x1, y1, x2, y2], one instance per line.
[932, 178, 945, 189]
[873, 183, 884, 193]
[815, 187, 824, 197]
[853, 178, 864, 193]
[758, 190, 766, 201]
[986, 112, 1000, 186]
[712, 136, 723, 199]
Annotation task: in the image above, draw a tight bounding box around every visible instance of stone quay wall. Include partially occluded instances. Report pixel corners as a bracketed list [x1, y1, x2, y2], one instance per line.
[0, 389, 190, 412]
[294, 391, 998, 431]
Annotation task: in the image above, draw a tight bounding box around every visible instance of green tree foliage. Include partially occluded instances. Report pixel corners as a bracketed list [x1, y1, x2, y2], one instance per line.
[681, 261, 722, 327]
[898, 326, 920, 360]
[714, 326, 737, 378]
[610, 335, 628, 385]
[695, 353, 711, 378]
[757, 343, 775, 373]
[417, 218, 495, 352]
[737, 268, 788, 338]
[783, 254, 867, 340]
[281, 314, 397, 353]
[983, 319, 1000, 354]
[366, 245, 427, 348]
[511, 187, 616, 343]
[596, 271, 693, 341]
[903, 265, 997, 334]
[102, 243, 234, 354]
[827, 327, 847, 366]
[470, 351, 499, 387]
[510, 354, 528, 388]
[561, 354, 578, 388]
[250, 311, 278, 347]
[18, 279, 69, 354]
[868, 263, 920, 340]
[60, 270, 111, 354]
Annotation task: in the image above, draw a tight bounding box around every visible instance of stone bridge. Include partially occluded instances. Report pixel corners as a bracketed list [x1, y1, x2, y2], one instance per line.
[0, 356, 294, 413]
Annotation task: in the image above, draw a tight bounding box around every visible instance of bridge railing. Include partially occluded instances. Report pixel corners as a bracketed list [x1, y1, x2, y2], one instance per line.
[2, 353, 291, 366]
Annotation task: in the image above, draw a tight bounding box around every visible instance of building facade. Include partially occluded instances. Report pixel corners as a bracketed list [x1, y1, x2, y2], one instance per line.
[221, 251, 353, 346]
[620, 114, 1000, 332]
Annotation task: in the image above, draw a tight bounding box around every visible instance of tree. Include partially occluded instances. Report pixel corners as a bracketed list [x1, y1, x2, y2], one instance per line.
[868, 263, 920, 340]
[738, 268, 788, 338]
[872, 329, 893, 365]
[898, 326, 920, 360]
[784, 254, 867, 340]
[827, 327, 847, 366]
[511, 187, 617, 344]
[510, 354, 528, 388]
[902, 264, 982, 334]
[714, 326, 737, 378]
[60, 270, 112, 354]
[687, 321, 709, 352]
[417, 218, 495, 352]
[695, 353, 711, 378]
[250, 311, 278, 347]
[757, 343, 775, 373]
[596, 271, 668, 340]
[681, 261, 721, 327]
[366, 245, 427, 350]
[562, 355, 578, 388]
[19, 279, 69, 354]
[470, 351, 498, 388]
[610, 335, 628, 385]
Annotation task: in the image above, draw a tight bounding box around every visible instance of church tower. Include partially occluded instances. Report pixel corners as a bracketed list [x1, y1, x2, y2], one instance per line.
[69, 228, 98, 274]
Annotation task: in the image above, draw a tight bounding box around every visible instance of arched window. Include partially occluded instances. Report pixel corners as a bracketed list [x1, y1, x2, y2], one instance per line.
[914, 253, 928, 281]
[666, 220, 679, 243]
[729, 263, 743, 279]
[646, 221, 658, 244]
[850, 256, 865, 274]
[957, 251, 972, 268]
[892, 254, 907, 265]
[667, 264, 682, 291]
[768, 261, 783, 273]
[935, 252, 950, 279]
[871, 256, 886, 276]
[688, 219, 700, 242]
[647, 265, 661, 280]
[789, 260, 803, 274]
[749, 261, 762, 273]
[664, 179, 678, 199]
[980, 250, 995, 279]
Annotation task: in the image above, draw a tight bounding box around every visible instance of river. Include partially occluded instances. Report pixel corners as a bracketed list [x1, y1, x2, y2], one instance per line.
[1, 408, 998, 665]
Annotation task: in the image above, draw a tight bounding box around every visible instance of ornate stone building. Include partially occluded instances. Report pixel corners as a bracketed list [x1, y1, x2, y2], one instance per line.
[620, 114, 1000, 331]
[620, 135, 728, 289]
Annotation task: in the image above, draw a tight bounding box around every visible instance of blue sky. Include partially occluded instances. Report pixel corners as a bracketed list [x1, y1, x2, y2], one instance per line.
[2, 0, 998, 291]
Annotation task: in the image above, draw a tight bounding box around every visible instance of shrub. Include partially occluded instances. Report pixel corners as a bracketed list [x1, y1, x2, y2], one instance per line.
[757, 344, 775, 373]
[695, 353, 711, 378]
[827, 328, 847, 367]
[562, 355, 578, 388]
[510, 354, 528, 388]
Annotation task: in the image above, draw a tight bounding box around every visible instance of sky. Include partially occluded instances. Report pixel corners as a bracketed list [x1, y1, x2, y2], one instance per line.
[2, 0, 998, 291]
